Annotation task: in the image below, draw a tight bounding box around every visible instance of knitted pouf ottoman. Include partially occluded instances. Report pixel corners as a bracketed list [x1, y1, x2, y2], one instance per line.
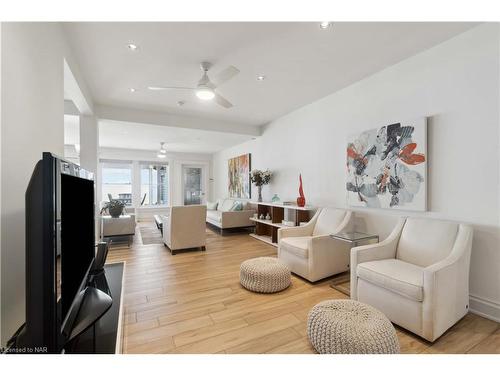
[307, 299, 400, 354]
[240, 257, 291, 293]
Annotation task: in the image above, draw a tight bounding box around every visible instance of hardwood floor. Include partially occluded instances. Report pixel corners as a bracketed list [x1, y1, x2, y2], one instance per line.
[106, 222, 500, 354]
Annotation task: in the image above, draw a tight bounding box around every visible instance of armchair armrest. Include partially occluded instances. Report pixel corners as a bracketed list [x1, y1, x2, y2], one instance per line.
[277, 209, 321, 242]
[306, 234, 352, 281]
[350, 218, 406, 299]
[278, 225, 313, 242]
[162, 210, 172, 247]
[332, 211, 354, 234]
[304, 212, 354, 278]
[422, 225, 473, 341]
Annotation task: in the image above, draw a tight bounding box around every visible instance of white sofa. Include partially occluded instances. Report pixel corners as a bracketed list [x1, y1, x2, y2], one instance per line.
[162, 205, 207, 255]
[206, 198, 255, 234]
[351, 217, 473, 342]
[277, 208, 353, 282]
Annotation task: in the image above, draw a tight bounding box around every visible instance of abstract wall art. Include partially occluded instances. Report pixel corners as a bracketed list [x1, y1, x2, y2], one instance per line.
[228, 153, 251, 199]
[346, 118, 427, 211]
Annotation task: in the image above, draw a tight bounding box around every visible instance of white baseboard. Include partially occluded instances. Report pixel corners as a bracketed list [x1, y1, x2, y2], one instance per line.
[469, 294, 500, 323]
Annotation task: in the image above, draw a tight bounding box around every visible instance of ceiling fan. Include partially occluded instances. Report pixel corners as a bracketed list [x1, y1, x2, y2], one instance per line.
[148, 62, 239, 108]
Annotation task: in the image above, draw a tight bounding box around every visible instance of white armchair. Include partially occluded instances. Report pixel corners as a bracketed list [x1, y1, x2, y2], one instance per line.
[351, 217, 473, 342]
[277, 208, 353, 282]
[162, 205, 207, 255]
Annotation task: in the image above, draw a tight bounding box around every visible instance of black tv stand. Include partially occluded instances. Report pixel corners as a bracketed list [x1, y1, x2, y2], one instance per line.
[66, 286, 113, 342]
[64, 263, 124, 353]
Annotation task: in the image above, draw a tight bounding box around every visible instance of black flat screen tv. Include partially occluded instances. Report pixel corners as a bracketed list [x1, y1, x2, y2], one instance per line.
[22, 152, 96, 353]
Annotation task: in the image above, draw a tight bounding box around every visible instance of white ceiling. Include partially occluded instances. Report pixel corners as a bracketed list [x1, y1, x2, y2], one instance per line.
[64, 22, 478, 127]
[99, 120, 254, 154]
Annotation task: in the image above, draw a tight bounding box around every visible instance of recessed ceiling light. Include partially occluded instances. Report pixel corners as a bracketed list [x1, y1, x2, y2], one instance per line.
[129, 88, 137, 93]
[257, 75, 266, 81]
[127, 43, 138, 51]
[319, 22, 331, 29]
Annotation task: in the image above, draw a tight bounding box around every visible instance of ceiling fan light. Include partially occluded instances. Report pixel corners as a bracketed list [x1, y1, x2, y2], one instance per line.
[160, 149, 167, 154]
[157, 153, 166, 158]
[196, 87, 215, 101]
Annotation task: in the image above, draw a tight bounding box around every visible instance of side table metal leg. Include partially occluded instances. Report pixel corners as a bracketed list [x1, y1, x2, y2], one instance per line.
[329, 271, 351, 296]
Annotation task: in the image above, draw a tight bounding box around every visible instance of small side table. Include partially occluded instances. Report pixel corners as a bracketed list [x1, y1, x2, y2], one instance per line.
[329, 231, 379, 296]
[101, 214, 136, 247]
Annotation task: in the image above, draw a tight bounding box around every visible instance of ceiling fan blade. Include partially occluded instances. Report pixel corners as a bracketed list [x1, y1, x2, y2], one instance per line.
[148, 86, 194, 91]
[214, 92, 233, 108]
[212, 66, 240, 86]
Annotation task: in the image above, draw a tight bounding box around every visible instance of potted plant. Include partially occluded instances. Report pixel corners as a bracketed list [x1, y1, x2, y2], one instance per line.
[101, 199, 126, 218]
[250, 169, 272, 202]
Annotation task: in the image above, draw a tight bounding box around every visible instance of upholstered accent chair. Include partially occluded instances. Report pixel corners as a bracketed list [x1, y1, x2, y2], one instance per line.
[277, 208, 353, 282]
[351, 217, 473, 342]
[162, 205, 207, 255]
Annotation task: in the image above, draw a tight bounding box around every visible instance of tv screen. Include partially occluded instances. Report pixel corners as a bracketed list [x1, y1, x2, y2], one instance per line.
[59, 173, 95, 322]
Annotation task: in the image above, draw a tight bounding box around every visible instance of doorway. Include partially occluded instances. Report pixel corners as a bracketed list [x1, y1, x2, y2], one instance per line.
[182, 165, 206, 205]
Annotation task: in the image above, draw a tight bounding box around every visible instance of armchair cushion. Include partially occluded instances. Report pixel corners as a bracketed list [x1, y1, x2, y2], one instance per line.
[279, 236, 311, 259]
[357, 259, 424, 302]
[397, 218, 458, 267]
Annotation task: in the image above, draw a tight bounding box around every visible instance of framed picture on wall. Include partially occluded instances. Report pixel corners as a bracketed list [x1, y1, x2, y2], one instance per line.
[228, 153, 251, 199]
[346, 117, 427, 211]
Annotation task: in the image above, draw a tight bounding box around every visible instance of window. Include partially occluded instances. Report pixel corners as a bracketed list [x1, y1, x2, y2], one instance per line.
[101, 162, 133, 206]
[140, 163, 169, 206]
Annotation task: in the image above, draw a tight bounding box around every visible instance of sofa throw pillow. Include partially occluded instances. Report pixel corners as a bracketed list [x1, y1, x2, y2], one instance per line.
[207, 201, 218, 210]
[230, 201, 243, 211]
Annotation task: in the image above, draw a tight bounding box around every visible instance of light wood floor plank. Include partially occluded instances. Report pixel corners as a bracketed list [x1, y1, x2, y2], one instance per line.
[225, 328, 302, 354]
[168, 314, 301, 354]
[266, 337, 316, 354]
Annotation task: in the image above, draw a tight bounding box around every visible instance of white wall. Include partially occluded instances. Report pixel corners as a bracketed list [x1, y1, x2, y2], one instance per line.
[80, 115, 99, 239]
[98, 147, 213, 220]
[213, 24, 500, 321]
[80, 116, 99, 180]
[1, 23, 66, 344]
[0, 23, 93, 345]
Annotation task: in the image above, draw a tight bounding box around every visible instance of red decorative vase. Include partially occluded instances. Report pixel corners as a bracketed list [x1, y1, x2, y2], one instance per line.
[296, 174, 306, 207]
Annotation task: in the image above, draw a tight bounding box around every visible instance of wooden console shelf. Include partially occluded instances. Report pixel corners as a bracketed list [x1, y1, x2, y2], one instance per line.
[249, 202, 315, 247]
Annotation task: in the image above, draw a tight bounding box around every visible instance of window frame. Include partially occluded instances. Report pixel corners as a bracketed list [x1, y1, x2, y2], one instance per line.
[139, 162, 170, 207]
[100, 160, 134, 207]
